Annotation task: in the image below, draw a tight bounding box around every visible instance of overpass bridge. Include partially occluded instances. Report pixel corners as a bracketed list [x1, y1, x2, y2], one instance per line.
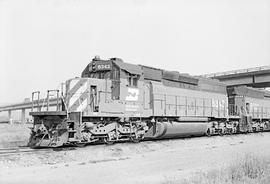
[0, 98, 60, 123]
[202, 65, 270, 88]
[0, 89, 63, 123]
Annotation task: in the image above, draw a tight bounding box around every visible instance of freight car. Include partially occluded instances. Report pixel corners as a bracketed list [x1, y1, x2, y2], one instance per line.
[28, 56, 270, 147]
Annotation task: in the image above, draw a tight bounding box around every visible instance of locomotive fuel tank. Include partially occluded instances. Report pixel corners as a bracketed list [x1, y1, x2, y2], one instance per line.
[145, 121, 208, 139]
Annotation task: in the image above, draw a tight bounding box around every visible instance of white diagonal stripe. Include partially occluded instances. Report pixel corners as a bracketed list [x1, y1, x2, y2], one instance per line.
[68, 81, 88, 108]
[69, 79, 80, 90]
[77, 98, 88, 112]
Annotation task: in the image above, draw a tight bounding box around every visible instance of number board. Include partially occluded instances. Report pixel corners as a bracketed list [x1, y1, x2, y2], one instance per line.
[97, 63, 111, 70]
[92, 61, 112, 71]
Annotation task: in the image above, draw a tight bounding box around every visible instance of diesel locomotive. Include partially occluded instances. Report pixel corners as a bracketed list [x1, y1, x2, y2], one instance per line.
[28, 56, 270, 147]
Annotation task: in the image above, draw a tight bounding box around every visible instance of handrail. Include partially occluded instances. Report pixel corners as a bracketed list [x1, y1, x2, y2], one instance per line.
[46, 90, 60, 111]
[31, 91, 40, 112]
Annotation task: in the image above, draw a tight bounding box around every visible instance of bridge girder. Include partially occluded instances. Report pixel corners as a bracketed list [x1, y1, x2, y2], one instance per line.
[203, 66, 270, 88]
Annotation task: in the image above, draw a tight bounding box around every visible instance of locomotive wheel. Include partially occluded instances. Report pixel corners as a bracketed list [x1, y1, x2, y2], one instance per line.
[205, 129, 211, 137]
[103, 137, 114, 145]
[219, 130, 224, 136]
[130, 136, 141, 143]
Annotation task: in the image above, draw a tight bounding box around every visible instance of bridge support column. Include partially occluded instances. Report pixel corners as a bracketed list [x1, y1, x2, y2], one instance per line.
[21, 109, 26, 124]
[8, 110, 11, 119]
[8, 110, 12, 124]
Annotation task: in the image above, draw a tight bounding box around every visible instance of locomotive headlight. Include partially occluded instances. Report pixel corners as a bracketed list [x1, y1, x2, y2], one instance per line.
[92, 61, 96, 71]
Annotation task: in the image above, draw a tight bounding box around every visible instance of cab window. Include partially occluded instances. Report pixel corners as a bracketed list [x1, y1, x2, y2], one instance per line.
[127, 74, 138, 87]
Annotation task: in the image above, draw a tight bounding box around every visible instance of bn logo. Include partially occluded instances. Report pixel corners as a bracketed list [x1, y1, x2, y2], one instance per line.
[125, 88, 139, 101]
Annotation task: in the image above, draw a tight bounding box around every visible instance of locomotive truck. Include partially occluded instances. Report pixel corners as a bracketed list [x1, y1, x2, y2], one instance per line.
[28, 56, 270, 147]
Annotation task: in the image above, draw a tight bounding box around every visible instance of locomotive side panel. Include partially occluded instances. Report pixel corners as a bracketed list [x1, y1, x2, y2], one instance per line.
[150, 81, 228, 118]
[228, 86, 270, 119]
[245, 97, 270, 119]
[120, 79, 152, 117]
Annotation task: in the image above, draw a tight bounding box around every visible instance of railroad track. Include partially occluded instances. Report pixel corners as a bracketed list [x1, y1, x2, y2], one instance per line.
[1, 132, 269, 156]
[0, 147, 50, 156]
[0, 146, 76, 156]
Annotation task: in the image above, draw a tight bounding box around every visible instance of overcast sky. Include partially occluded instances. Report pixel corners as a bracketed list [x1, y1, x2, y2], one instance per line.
[0, 0, 269, 104]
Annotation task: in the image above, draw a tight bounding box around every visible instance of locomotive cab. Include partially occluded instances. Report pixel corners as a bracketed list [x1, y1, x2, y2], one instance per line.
[227, 86, 270, 133]
[66, 56, 148, 117]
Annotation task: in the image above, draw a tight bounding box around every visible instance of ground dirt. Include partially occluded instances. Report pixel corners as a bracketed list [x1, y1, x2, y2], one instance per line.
[0, 124, 270, 184]
[0, 123, 30, 148]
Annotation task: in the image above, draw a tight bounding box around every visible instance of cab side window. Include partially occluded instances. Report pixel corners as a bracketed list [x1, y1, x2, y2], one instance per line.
[133, 77, 138, 87]
[127, 74, 138, 87]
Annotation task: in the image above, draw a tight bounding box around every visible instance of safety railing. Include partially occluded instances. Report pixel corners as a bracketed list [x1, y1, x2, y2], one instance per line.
[31, 91, 40, 112]
[31, 89, 62, 112]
